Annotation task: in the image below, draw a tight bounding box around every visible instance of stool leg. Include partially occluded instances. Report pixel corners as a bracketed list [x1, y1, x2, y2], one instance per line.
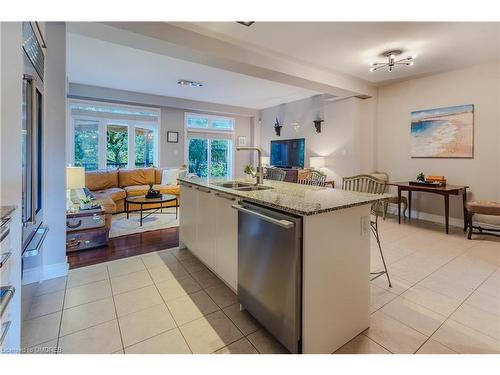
[371, 215, 392, 288]
[467, 212, 474, 240]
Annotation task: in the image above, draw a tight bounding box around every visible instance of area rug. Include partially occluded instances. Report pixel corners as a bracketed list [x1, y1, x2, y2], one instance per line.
[109, 208, 179, 238]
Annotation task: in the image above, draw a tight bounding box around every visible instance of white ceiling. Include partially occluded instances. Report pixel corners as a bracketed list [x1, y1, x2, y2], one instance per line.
[67, 33, 320, 110]
[180, 22, 500, 84]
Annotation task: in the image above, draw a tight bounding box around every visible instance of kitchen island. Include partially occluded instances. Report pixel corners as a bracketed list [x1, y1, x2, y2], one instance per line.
[177, 176, 389, 354]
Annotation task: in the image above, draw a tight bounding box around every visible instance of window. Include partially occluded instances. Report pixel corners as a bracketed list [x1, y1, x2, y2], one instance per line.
[186, 114, 234, 132]
[74, 119, 99, 171]
[185, 113, 234, 178]
[188, 139, 208, 177]
[106, 124, 128, 169]
[187, 117, 209, 129]
[210, 139, 231, 177]
[68, 101, 159, 170]
[135, 127, 155, 168]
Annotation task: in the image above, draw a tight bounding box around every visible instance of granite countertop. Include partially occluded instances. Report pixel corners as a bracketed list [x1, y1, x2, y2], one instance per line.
[0, 205, 17, 222]
[178, 176, 391, 216]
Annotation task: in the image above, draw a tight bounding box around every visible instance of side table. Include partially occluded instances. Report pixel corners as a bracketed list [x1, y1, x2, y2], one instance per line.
[66, 207, 110, 252]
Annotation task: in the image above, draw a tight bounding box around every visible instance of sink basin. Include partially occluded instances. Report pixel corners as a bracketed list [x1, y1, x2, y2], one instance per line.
[235, 185, 274, 191]
[215, 181, 274, 191]
[216, 181, 254, 189]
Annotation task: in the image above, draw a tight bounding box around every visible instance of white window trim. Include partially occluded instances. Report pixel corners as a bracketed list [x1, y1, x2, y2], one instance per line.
[67, 99, 161, 170]
[184, 112, 235, 178]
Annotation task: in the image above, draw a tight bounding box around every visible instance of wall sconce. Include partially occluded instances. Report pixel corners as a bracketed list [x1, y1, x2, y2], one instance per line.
[274, 118, 282, 136]
[313, 119, 323, 133]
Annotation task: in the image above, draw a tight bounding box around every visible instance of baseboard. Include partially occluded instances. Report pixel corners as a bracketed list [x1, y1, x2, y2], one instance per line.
[22, 267, 42, 285]
[22, 262, 69, 285]
[42, 261, 69, 281]
[385, 206, 500, 230]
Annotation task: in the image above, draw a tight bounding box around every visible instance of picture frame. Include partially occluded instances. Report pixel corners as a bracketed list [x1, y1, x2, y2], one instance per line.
[167, 131, 179, 143]
[410, 104, 474, 158]
[237, 136, 247, 147]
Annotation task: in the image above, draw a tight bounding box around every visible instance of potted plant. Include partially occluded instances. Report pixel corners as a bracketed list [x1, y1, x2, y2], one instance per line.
[79, 196, 93, 210]
[244, 164, 256, 181]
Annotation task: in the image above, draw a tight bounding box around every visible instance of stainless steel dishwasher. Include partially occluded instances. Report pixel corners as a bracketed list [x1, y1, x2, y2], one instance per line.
[232, 201, 302, 353]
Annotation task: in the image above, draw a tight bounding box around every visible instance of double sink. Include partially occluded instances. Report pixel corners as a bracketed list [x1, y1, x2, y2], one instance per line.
[215, 181, 274, 192]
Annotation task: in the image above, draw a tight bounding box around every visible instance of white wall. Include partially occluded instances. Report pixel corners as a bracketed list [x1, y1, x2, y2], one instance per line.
[68, 84, 254, 177]
[376, 63, 500, 224]
[41, 22, 68, 279]
[259, 96, 376, 187]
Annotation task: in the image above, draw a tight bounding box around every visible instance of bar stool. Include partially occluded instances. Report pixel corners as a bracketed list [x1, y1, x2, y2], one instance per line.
[342, 174, 392, 287]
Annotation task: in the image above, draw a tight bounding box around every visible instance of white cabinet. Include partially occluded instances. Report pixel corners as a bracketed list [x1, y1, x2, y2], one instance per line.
[179, 183, 238, 290]
[179, 183, 197, 250]
[194, 187, 216, 269]
[214, 192, 238, 290]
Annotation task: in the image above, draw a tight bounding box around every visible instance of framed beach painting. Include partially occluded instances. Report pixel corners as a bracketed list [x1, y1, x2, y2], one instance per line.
[411, 104, 474, 158]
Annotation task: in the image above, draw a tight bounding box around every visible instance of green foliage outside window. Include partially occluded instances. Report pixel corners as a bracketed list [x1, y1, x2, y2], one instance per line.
[135, 128, 154, 168]
[210, 139, 229, 177]
[188, 139, 208, 177]
[188, 138, 230, 178]
[74, 124, 99, 171]
[107, 125, 128, 169]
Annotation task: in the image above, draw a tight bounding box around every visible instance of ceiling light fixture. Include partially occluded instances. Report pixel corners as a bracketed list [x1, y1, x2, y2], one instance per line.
[236, 21, 255, 27]
[177, 79, 203, 87]
[369, 50, 415, 72]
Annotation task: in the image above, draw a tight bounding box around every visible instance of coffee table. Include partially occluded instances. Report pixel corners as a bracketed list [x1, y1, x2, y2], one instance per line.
[125, 194, 178, 227]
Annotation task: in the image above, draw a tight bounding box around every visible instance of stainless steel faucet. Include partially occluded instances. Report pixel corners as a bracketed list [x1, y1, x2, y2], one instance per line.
[236, 146, 263, 185]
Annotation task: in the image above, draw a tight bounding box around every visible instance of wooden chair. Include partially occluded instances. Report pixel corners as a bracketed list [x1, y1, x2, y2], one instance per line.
[342, 174, 392, 287]
[264, 168, 286, 181]
[298, 170, 327, 187]
[370, 171, 408, 220]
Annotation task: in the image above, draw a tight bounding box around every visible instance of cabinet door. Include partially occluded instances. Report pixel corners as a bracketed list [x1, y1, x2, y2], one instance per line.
[179, 184, 197, 250]
[195, 187, 216, 268]
[214, 192, 238, 290]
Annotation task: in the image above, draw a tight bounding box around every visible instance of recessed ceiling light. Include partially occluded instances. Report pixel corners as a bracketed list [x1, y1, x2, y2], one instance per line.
[236, 21, 255, 27]
[177, 79, 203, 87]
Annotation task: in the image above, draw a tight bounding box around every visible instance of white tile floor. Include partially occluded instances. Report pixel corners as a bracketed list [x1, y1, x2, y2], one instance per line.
[21, 246, 273, 354]
[21, 216, 500, 354]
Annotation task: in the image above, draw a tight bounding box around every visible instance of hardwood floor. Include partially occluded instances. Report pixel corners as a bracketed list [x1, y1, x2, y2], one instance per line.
[67, 227, 179, 269]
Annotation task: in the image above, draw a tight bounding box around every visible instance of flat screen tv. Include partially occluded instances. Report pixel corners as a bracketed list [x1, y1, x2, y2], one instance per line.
[270, 138, 305, 168]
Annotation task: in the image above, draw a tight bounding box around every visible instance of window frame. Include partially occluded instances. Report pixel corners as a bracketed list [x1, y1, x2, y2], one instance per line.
[68, 99, 160, 170]
[184, 112, 235, 178]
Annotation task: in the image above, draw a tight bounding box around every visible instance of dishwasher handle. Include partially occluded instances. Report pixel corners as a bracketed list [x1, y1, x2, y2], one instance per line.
[232, 204, 295, 229]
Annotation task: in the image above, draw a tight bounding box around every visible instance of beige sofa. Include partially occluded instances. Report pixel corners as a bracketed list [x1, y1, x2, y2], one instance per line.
[85, 167, 181, 214]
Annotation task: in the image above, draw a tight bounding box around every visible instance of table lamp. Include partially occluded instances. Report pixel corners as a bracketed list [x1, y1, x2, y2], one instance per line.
[66, 166, 85, 211]
[310, 156, 325, 170]
[261, 156, 270, 166]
